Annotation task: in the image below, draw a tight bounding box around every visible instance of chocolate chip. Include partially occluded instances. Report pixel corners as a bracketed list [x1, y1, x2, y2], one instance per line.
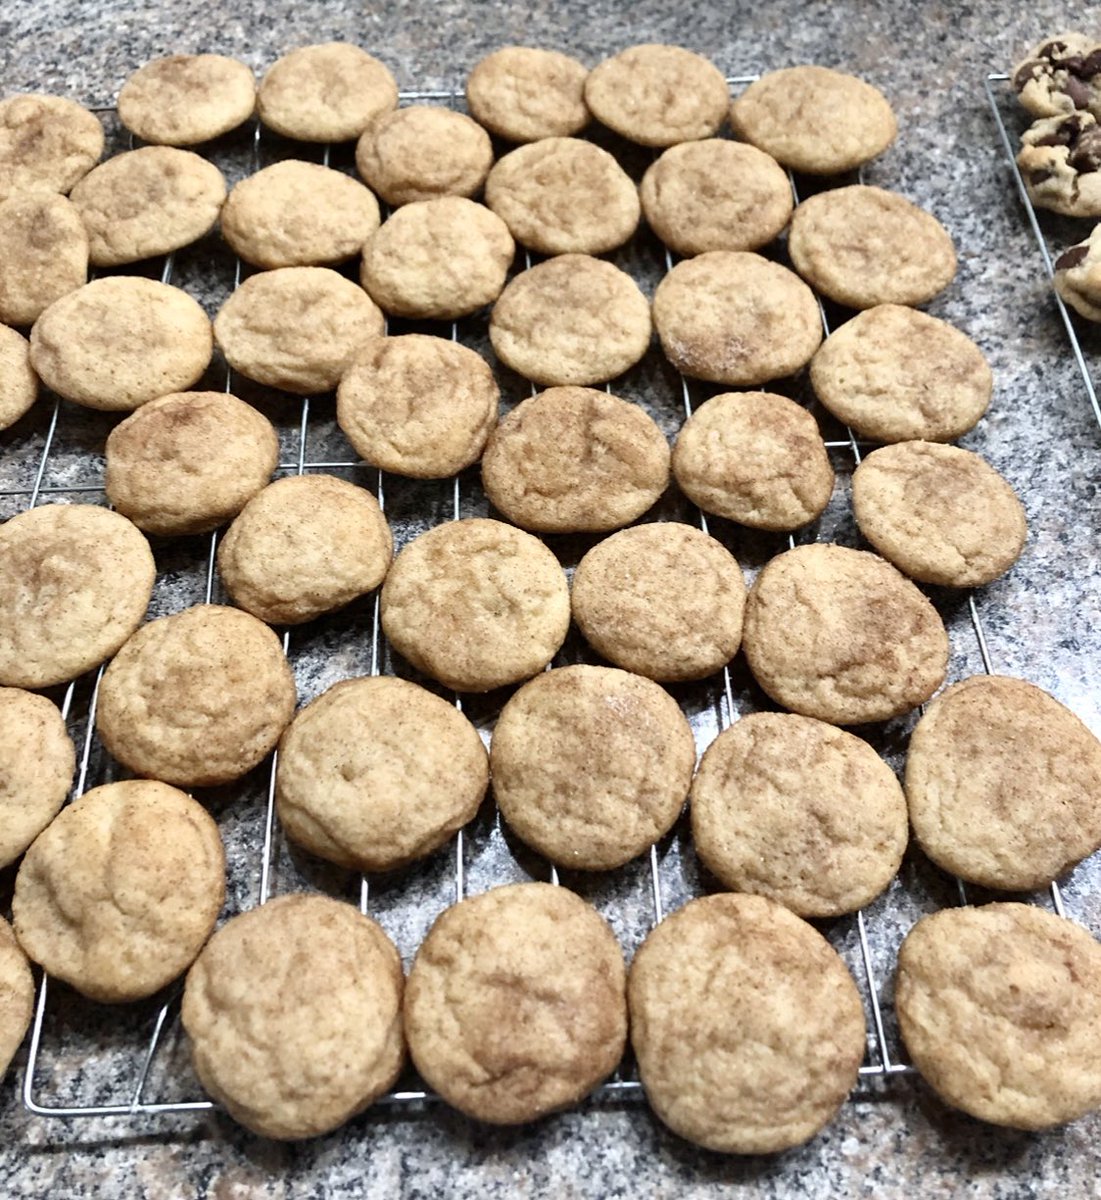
[1028, 167, 1055, 185]
[1069, 126, 1101, 172]
[1066, 76, 1092, 108]
[1055, 244, 1090, 271]
[1014, 60, 1043, 91]
[1080, 49, 1101, 78]
[1040, 39, 1069, 59]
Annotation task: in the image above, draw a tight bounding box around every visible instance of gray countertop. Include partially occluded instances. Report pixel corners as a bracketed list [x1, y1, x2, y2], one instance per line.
[3, 0, 1101, 1196]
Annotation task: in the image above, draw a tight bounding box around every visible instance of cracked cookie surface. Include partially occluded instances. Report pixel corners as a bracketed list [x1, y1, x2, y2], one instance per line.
[118, 54, 256, 145]
[0, 94, 103, 203]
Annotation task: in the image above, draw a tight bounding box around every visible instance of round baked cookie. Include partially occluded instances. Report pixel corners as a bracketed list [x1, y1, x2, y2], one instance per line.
[0, 324, 36, 431]
[214, 267, 384, 394]
[0, 94, 104, 203]
[1013, 34, 1101, 119]
[788, 186, 957, 309]
[220, 160, 380, 269]
[1017, 111, 1101, 217]
[1054, 227, 1101, 320]
[0, 193, 88, 326]
[481, 386, 669, 533]
[571, 523, 746, 682]
[360, 197, 514, 320]
[336, 334, 499, 478]
[484, 138, 640, 256]
[0, 505, 155, 689]
[217, 474, 392, 625]
[742, 543, 948, 725]
[852, 442, 1027, 587]
[584, 44, 729, 146]
[489, 254, 651, 386]
[0, 688, 74, 870]
[467, 47, 590, 143]
[355, 106, 493, 206]
[405, 882, 626, 1124]
[691, 713, 907, 917]
[905, 675, 1101, 891]
[12, 781, 224, 1004]
[380, 518, 569, 692]
[95, 604, 296, 787]
[105, 391, 279, 537]
[652, 251, 822, 385]
[118, 54, 257, 145]
[897, 903, 1101, 1130]
[810, 306, 992, 443]
[182, 894, 404, 1140]
[0, 918, 33, 1079]
[629, 893, 866, 1153]
[672, 391, 833, 530]
[69, 147, 227, 267]
[30, 277, 213, 411]
[639, 139, 793, 257]
[492, 665, 695, 870]
[257, 43, 398, 142]
[729, 66, 897, 175]
[276, 676, 488, 873]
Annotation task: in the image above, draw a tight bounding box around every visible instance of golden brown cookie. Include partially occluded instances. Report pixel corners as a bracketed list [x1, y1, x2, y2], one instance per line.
[355, 105, 493, 206]
[0, 687, 75, 870]
[0, 323, 37, 431]
[105, 390, 279, 537]
[404, 882, 626, 1123]
[729, 66, 897, 174]
[360, 197, 514, 320]
[481, 386, 669, 533]
[220, 160, 380, 269]
[95, 604, 296, 787]
[0, 918, 33, 1079]
[218, 474, 392, 625]
[788, 186, 957, 309]
[0, 504, 155, 689]
[584, 44, 729, 146]
[672, 391, 833, 530]
[897, 903, 1101, 1130]
[0, 193, 88, 326]
[742, 543, 948, 725]
[257, 43, 398, 142]
[336, 334, 499, 478]
[905, 675, 1101, 891]
[629, 893, 866, 1153]
[467, 47, 590, 142]
[380, 517, 569, 692]
[484, 137, 639, 255]
[810, 306, 992, 443]
[571, 522, 746, 682]
[118, 54, 256, 145]
[852, 442, 1027, 587]
[1054, 227, 1101, 320]
[214, 266, 384, 394]
[489, 254, 651, 386]
[691, 712, 907, 917]
[30, 276, 213, 411]
[491, 665, 695, 870]
[652, 251, 821, 385]
[0, 94, 104, 203]
[639, 139, 793, 256]
[1018, 111, 1101, 217]
[12, 780, 224, 1003]
[1013, 33, 1101, 118]
[276, 676, 488, 873]
[182, 894, 404, 1139]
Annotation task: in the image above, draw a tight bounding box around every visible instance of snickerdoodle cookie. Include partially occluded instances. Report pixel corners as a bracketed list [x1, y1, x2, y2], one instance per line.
[0, 919, 33, 1078]
[118, 54, 256, 145]
[466, 47, 590, 143]
[0, 324, 36, 431]
[0, 94, 104, 203]
[0, 193, 87, 326]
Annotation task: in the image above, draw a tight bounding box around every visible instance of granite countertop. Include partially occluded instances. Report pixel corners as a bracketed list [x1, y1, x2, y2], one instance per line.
[3, 1, 1101, 1196]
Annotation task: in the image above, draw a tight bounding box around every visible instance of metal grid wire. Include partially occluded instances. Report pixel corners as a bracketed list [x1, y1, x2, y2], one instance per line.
[3, 75, 1078, 1123]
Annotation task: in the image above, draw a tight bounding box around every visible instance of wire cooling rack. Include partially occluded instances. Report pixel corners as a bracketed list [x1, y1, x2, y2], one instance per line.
[1, 76, 1081, 1124]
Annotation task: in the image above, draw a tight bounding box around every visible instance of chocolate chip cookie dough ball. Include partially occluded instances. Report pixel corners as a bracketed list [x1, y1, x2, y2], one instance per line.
[118, 54, 256, 145]
[0, 193, 87, 326]
[467, 47, 590, 142]
[0, 94, 104, 203]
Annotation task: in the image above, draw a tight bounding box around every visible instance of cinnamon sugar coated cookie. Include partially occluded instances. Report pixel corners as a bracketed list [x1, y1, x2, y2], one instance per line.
[381, 518, 569, 692]
[0, 193, 87, 326]
[96, 604, 296, 787]
[13, 781, 224, 1003]
[897, 904, 1101, 1129]
[571, 523, 746, 682]
[118, 54, 256, 145]
[404, 883, 627, 1123]
[629, 894, 866, 1152]
[0, 94, 103, 202]
[276, 676, 488, 873]
[691, 713, 908, 917]
[217, 475, 392, 625]
[182, 894, 404, 1139]
[905, 675, 1101, 891]
[0, 324, 37, 431]
[0, 505, 154, 689]
[491, 665, 695, 870]
[0, 919, 33, 1078]
[743, 543, 948, 725]
[730, 66, 897, 174]
[788, 186, 957, 309]
[466, 47, 590, 143]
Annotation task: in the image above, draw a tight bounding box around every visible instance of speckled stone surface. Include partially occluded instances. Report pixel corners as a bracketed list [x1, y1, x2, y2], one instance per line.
[2, 1, 1101, 1196]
